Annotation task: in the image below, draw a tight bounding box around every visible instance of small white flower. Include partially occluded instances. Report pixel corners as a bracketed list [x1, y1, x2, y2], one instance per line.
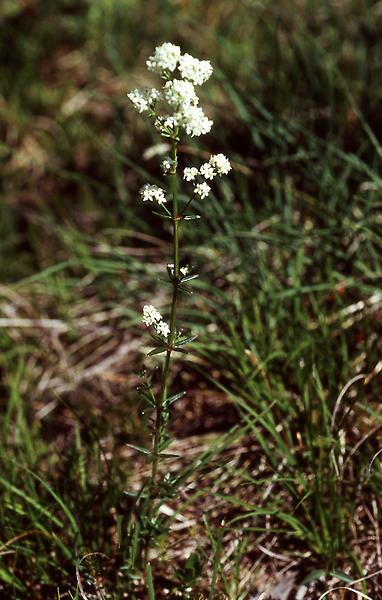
[199, 154, 231, 180]
[180, 266, 190, 276]
[163, 116, 177, 128]
[142, 305, 162, 327]
[194, 182, 211, 199]
[154, 320, 171, 338]
[127, 88, 160, 113]
[146, 42, 181, 74]
[164, 79, 198, 108]
[199, 162, 215, 180]
[179, 105, 213, 137]
[167, 263, 190, 277]
[161, 157, 176, 174]
[178, 53, 213, 85]
[183, 167, 199, 181]
[210, 153, 231, 175]
[139, 184, 167, 205]
[155, 115, 178, 134]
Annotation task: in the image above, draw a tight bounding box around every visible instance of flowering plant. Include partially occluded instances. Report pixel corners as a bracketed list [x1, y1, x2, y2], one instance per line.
[127, 42, 231, 579]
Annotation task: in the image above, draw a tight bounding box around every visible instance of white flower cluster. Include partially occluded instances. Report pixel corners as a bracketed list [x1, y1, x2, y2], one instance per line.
[128, 43, 213, 138]
[194, 182, 211, 199]
[178, 105, 213, 137]
[161, 157, 177, 174]
[209, 153, 232, 175]
[183, 167, 199, 181]
[142, 305, 171, 339]
[182, 153, 231, 198]
[146, 42, 181, 74]
[178, 53, 213, 85]
[146, 43, 213, 86]
[154, 102, 212, 139]
[127, 88, 160, 113]
[200, 162, 215, 180]
[199, 154, 232, 179]
[164, 79, 198, 108]
[139, 184, 167, 205]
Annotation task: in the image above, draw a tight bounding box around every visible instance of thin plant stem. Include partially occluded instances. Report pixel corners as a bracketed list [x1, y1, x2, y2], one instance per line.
[151, 138, 179, 485]
[144, 138, 180, 562]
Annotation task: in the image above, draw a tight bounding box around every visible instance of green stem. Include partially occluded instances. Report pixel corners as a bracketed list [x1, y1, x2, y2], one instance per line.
[148, 137, 180, 508]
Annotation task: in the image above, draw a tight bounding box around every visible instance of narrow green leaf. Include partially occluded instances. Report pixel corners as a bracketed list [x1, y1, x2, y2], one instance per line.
[0, 566, 25, 591]
[127, 444, 152, 456]
[124, 490, 148, 498]
[140, 392, 155, 408]
[175, 335, 198, 347]
[0, 474, 64, 528]
[301, 570, 326, 585]
[329, 570, 354, 584]
[149, 332, 165, 343]
[146, 563, 156, 600]
[22, 467, 80, 535]
[165, 391, 186, 406]
[159, 452, 180, 459]
[147, 346, 167, 356]
[181, 274, 199, 282]
[152, 211, 171, 219]
[178, 285, 193, 294]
